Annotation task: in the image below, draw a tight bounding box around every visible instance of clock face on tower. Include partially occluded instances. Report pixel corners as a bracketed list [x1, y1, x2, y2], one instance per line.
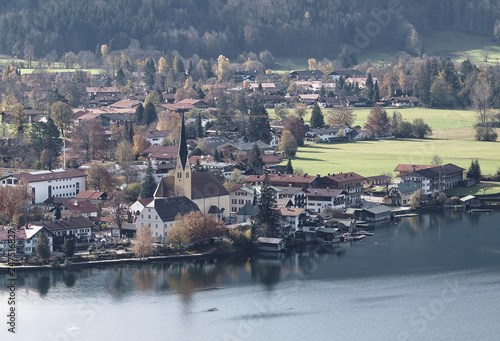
[178, 165, 181, 169]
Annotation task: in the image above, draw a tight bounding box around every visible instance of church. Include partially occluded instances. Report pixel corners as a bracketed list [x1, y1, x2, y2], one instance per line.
[154, 114, 230, 220]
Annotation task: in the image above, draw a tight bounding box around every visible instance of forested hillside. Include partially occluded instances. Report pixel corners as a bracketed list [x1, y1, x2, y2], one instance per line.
[0, 0, 499, 60]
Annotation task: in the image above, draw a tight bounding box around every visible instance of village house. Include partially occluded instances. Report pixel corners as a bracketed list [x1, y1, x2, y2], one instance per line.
[317, 172, 367, 205]
[136, 196, 200, 243]
[354, 205, 393, 222]
[33, 216, 94, 245]
[393, 164, 435, 176]
[389, 96, 421, 107]
[305, 188, 347, 213]
[345, 95, 370, 107]
[306, 126, 352, 142]
[0, 225, 53, 256]
[388, 181, 420, 206]
[329, 68, 365, 80]
[400, 164, 465, 195]
[228, 185, 255, 216]
[61, 200, 99, 218]
[144, 130, 172, 145]
[274, 186, 308, 208]
[290, 70, 326, 81]
[245, 173, 320, 189]
[129, 198, 154, 217]
[0, 168, 86, 204]
[236, 202, 259, 224]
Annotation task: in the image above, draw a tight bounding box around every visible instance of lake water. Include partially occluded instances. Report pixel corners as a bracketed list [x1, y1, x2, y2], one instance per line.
[1, 211, 500, 341]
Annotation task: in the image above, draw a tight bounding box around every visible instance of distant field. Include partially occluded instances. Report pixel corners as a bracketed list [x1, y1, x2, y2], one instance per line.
[269, 107, 477, 131]
[286, 139, 500, 177]
[423, 30, 500, 66]
[19, 68, 103, 75]
[273, 57, 309, 72]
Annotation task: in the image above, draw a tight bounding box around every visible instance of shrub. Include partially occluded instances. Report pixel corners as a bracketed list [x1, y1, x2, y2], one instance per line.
[214, 240, 235, 254]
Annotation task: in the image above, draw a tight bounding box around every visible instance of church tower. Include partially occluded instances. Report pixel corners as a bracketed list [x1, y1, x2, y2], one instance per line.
[175, 113, 191, 199]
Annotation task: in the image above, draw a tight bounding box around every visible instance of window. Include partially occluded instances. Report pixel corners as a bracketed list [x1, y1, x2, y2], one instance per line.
[148, 215, 151, 219]
[232, 199, 237, 204]
[155, 215, 158, 220]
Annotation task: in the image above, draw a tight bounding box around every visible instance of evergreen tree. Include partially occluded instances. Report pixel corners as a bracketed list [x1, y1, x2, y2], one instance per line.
[141, 161, 157, 198]
[143, 102, 157, 126]
[128, 122, 134, 142]
[35, 232, 50, 260]
[257, 174, 280, 237]
[466, 159, 481, 180]
[247, 99, 271, 143]
[373, 80, 380, 102]
[193, 159, 204, 172]
[365, 72, 374, 101]
[62, 237, 76, 257]
[310, 101, 324, 128]
[248, 143, 263, 169]
[285, 158, 294, 174]
[144, 58, 156, 89]
[116, 68, 125, 86]
[196, 113, 204, 138]
[135, 104, 144, 123]
[213, 149, 221, 162]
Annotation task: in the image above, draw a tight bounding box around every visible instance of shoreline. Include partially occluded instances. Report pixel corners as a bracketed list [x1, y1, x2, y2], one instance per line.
[0, 249, 227, 273]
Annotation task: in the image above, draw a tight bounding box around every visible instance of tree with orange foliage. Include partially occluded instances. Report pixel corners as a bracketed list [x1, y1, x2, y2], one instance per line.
[170, 211, 226, 245]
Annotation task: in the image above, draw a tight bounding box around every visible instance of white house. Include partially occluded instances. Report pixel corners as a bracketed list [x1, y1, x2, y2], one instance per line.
[306, 188, 346, 213]
[35, 216, 94, 244]
[306, 126, 353, 142]
[0, 225, 53, 256]
[0, 168, 86, 204]
[136, 196, 200, 243]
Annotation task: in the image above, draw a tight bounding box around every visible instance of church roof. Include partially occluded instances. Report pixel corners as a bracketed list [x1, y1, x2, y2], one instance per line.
[147, 197, 200, 222]
[154, 172, 229, 199]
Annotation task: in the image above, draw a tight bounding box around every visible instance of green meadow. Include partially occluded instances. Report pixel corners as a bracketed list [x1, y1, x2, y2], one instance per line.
[289, 139, 500, 177]
[269, 107, 477, 130]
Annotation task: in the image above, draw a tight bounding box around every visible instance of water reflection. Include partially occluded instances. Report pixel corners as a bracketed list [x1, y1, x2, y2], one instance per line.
[1, 211, 499, 298]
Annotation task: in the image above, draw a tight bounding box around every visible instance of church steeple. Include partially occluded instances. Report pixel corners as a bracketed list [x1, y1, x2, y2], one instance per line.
[178, 112, 189, 170]
[175, 113, 191, 199]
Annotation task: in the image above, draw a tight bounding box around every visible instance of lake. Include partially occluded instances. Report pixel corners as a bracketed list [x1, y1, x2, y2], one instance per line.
[1, 211, 500, 341]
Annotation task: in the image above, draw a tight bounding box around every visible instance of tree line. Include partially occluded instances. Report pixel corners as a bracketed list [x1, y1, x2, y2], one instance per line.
[0, 0, 499, 61]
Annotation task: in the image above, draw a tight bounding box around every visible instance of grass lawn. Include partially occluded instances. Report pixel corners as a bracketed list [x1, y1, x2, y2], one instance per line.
[273, 57, 309, 72]
[422, 30, 500, 66]
[444, 182, 500, 196]
[19, 68, 103, 75]
[269, 107, 477, 130]
[287, 139, 500, 177]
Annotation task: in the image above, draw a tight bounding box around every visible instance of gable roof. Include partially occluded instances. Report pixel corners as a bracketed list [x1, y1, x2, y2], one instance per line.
[63, 200, 99, 214]
[363, 205, 393, 214]
[75, 191, 106, 200]
[329, 68, 365, 78]
[148, 196, 200, 222]
[278, 207, 305, 217]
[33, 216, 94, 232]
[237, 202, 259, 216]
[394, 164, 435, 173]
[305, 188, 344, 198]
[326, 172, 367, 183]
[397, 181, 420, 194]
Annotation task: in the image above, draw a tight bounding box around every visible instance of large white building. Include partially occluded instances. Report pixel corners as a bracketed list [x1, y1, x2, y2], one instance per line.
[0, 168, 86, 204]
[136, 197, 200, 243]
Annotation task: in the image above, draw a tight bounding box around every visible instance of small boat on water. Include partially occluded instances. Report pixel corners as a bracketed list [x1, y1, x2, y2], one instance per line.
[342, 233, 366, 241]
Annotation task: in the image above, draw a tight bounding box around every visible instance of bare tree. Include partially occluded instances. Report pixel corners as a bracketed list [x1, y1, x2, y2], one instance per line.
[133, 225, 154, 259]
[431, 155, 443, 166]
[110, 190, 128, 238]
[481, 48, 490, 62]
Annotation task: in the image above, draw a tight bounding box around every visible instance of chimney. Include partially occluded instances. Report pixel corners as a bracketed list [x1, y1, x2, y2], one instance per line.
[327, 187, 330, 191]
[74, 201, 78, 206]
[317, 173, 321, 177]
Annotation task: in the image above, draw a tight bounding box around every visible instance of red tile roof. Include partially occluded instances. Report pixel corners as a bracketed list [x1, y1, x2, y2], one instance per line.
[326, 172, 367, 183]
[75, 191, 105, 200]
[278, 207, 305, 217]
[63, 200, 99, 214]
[245, 174, 317, 185]
[394, 164, 435, 173]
